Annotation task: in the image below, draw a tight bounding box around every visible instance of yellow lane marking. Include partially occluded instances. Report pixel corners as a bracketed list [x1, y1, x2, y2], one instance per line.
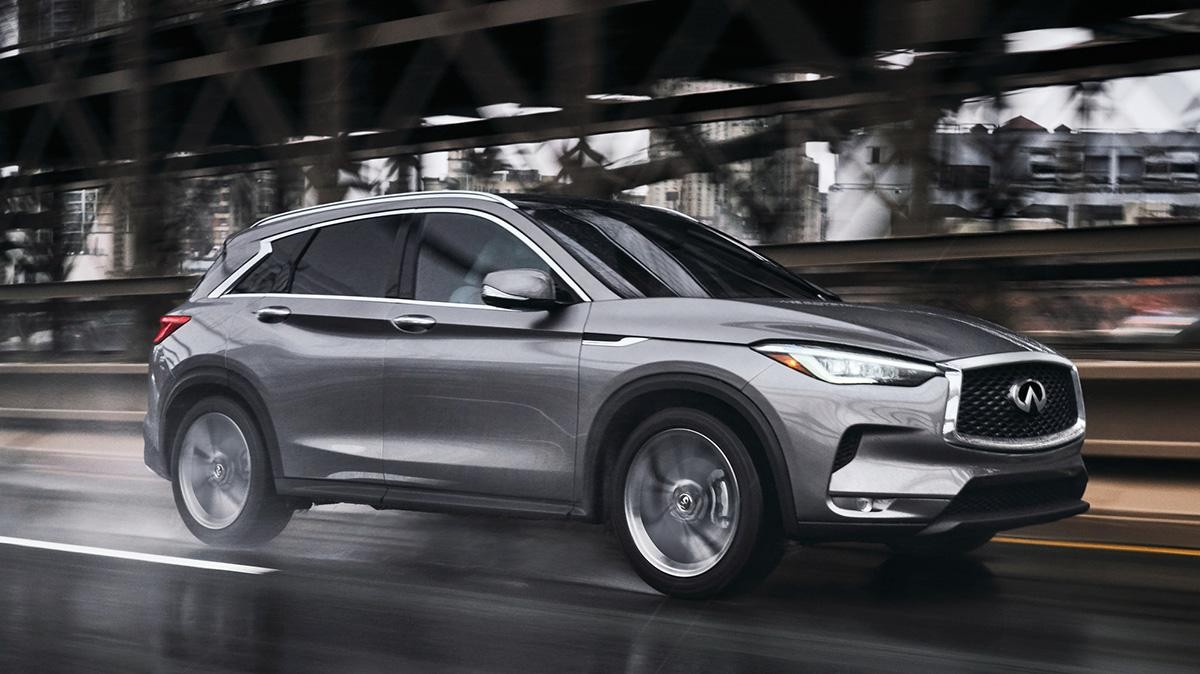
[1081, 512, 1200, 526]
[994, 536, 1200, 558]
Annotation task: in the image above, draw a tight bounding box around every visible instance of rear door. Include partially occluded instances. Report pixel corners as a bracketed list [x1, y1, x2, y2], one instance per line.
[382, 210, 589, 505]
[225, 213, 412, 483]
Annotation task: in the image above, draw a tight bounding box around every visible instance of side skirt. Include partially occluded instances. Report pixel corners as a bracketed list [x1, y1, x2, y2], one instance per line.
[275, 478, 576, 520]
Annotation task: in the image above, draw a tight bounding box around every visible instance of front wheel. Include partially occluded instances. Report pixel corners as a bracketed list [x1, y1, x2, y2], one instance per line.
[609, 408, 782, 598]
[171, 396, 293, 546]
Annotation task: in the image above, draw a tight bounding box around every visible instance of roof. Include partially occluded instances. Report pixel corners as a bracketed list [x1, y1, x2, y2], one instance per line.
[250, 190, 518, 229]
[999, 115, 1049, 132]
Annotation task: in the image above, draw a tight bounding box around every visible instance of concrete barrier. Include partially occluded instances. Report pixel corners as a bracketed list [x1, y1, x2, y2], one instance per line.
[0, 363, 146, 424]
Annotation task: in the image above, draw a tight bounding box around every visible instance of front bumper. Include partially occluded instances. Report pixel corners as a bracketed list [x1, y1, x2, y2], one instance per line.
[912, 466, 1088, 536]
[743, 352, 1089, 542]
[792, 463, 1089, 543]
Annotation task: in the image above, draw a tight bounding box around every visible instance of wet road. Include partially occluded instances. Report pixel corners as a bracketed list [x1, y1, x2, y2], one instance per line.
[1, 426, 1197, 672]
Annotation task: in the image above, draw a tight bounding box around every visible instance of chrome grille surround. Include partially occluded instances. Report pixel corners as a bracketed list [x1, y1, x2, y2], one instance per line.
[941, 352, 1086, 452]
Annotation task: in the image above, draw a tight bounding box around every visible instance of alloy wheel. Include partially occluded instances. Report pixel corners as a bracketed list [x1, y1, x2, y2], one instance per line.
[623, 428, 741, 577]
[177, 412, 252, 530]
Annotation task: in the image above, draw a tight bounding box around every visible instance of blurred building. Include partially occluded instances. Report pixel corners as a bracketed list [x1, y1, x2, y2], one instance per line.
[751, 141, 823, 244]
[644, 80, 764, 240]
[644, 80, 822, 244]
[431, 149, 548, 194]
[3, 0, 126, 45]
[176, 172, 278, 273]
[829, 117, 1200, 239]
[0, 0, 16, 47]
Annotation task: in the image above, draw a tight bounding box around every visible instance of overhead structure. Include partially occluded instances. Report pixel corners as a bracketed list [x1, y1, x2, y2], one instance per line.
[4, 0, 1200, 267]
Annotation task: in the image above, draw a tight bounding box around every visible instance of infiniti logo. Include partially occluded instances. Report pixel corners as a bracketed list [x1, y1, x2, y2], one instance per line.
[1009, 379, 1048, 414]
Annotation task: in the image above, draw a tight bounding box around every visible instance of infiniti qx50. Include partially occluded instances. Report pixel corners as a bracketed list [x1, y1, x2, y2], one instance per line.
[145, 192, 1088, 597]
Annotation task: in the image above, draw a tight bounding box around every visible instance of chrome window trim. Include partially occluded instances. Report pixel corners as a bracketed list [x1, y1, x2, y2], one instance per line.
[251, 191, 517, 228]
[940, 351, 1086, 452]
[210, 207, 592, 303]
[220, 292, 516, 311]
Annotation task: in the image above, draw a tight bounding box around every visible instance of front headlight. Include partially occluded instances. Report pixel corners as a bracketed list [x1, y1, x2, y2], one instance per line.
[753, 344, 940, 386]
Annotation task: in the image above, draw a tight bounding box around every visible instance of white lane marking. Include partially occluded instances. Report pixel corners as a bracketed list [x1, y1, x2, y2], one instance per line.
[31, 468, 158, 481]
[0, 536, 276, 575]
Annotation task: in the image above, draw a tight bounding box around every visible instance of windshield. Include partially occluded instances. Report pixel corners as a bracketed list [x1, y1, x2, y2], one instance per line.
[519, 202, 836, 301]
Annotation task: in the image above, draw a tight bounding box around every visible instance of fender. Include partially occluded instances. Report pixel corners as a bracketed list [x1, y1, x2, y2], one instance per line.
[582, 372, 799, 536]
[160, 364, 283, 479]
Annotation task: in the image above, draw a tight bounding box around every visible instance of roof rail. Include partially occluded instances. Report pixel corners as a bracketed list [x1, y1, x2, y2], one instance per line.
[251, 190, 519, 228]
[641, 203, 700, 222]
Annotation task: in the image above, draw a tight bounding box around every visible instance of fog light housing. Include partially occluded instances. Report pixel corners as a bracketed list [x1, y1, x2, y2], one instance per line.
[833, 496, 896, 513]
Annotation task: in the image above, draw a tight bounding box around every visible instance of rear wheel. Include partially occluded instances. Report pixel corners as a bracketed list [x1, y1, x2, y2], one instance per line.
[171, 396, 292, 546]
[609, 408, 782, 598]
[887, 531, 995, 557]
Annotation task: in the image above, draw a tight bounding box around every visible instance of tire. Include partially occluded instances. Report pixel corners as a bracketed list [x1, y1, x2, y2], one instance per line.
[887, 531, 995, 557]
[171, 396, 293, 546]
[608, 408, 782, 599]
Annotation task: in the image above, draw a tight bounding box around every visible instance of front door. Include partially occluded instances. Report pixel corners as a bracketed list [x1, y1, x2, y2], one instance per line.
[383, 210, 587, 504]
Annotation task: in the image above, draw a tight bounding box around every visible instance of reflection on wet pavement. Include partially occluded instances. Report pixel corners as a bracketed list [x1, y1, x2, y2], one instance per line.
[0, 428, 1197, 672]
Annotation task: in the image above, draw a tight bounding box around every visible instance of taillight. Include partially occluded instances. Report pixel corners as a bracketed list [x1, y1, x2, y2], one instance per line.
[153, 315, 191, 345]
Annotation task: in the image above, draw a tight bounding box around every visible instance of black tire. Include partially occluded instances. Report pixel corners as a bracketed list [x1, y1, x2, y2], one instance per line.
[887, 531, 995, 557]
[171, 396, 293, 546]
[608, 408, 783, 599]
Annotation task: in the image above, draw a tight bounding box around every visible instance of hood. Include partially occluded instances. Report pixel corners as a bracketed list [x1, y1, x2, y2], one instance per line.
[584, 297, 1051, 362]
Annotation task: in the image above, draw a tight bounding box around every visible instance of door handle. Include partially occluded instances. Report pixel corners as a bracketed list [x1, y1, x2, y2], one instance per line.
[391, 314, 436, 334]
[255, 306, 292, 323]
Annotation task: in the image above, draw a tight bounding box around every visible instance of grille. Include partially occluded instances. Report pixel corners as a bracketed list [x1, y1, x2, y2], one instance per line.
[956, 362, 1078, 440]
[941, 475, 1087, 519]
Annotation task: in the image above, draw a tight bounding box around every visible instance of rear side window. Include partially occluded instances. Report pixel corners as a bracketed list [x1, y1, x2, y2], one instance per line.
[230, 231, 314, 294]
[291, 216, 409, 297]
[229, 215, 408, 297]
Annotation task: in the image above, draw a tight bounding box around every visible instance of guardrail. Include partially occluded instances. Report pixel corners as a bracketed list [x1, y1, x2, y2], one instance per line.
[762, 220, 1200, 269]
[0, 276, 197, 302]
[1, 360, 1196, 460]
[0, 277, 192, 363]
[1073, 361, 1200, 460]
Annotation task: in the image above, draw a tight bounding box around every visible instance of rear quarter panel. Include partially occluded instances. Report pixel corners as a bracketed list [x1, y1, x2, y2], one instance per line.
[148, 298, 240, 454]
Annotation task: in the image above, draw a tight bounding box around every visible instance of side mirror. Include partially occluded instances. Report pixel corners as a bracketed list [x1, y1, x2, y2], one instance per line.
[481, 268, 562, 310]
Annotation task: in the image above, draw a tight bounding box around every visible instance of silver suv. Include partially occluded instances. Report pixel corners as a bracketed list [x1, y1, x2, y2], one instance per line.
[144, 191, 1088, 598]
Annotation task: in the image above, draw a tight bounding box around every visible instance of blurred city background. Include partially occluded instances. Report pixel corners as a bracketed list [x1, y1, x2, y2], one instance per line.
[0, 2, 1198, 670]
[3, 1, 1200, 363]
[4, 0, 1198, 464]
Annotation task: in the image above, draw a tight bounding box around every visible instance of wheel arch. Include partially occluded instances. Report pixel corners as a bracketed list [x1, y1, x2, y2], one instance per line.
[583, 373, 798, 536]
[160, 366, 281, 480]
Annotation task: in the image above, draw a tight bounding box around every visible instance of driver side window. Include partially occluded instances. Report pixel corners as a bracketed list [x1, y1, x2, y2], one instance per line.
[412, 212, 554, 305]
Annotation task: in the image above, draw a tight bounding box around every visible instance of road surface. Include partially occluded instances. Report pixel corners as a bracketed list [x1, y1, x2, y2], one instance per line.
[0, 426, 1196, 672]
